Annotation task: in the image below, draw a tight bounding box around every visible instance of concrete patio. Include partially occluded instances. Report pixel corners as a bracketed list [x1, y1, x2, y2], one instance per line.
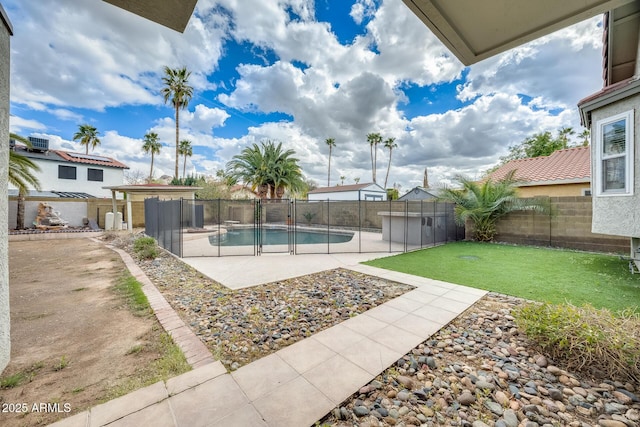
[49, 248, 487, 427]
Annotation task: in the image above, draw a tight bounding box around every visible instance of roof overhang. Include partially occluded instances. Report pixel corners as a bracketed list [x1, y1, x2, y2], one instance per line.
[102, 0, 198, 33]
[402, 0, 636, 66]
[578, 77, 640, 126]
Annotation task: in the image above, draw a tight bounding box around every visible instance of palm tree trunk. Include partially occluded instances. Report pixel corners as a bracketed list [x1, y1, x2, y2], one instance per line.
[327, 148, 331, 187]
[373, 142, 378, 183]
[16, 188, 26, 230]
[174, 105, 180, 179]
[370, 145, 374, 182]
[149, 155, 155, 182]
[384, 149, 393, 189]
[183, 156, 187, 179]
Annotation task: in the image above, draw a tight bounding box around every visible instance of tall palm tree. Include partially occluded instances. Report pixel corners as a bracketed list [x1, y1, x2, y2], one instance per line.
[383, 137, 397, 189]
[142, 132, 162, 182]
[9, 133, 41, 229]
[325, 137, 335, 187]
[73, 124, 100, 154]
[367, 133, 382, 183]
[438, 170, 547, 242]
[178, 139, 193, 179]
[226, 140, 304, 200]
[161, 66, 193, 179]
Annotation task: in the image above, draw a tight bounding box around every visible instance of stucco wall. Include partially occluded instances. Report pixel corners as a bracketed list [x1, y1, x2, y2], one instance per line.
[1, 3, 12, 373]
[7, 159, 125, 198]
[516, 182, 591, 198]
[590, 96, 640, 238]
[8, 198, 89, 228]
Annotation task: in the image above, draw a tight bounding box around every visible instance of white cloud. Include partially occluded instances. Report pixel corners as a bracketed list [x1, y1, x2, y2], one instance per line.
[9, 115, 46, 133]
[8, 0, 229, 111]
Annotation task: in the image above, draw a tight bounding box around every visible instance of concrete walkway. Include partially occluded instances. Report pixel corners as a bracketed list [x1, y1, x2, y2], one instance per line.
[49, 251, 486, 427]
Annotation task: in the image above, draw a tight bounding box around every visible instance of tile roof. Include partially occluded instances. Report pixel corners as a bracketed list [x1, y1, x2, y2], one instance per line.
[53, 150, 129, 169]
[487, 146, 590, 185]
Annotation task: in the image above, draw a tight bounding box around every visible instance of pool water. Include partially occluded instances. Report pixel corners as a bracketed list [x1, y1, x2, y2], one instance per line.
[210, 228, 354, 246]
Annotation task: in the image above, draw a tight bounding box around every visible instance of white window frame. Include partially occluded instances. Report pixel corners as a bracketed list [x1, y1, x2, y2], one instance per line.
[595, 110, 634, 196]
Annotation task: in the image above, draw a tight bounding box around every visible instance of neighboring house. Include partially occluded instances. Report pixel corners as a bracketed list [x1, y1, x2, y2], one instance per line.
[402, 0, 640, 266]
[486, 146, 591, 197]
[9, 138, 129, 198]
[307, 183, 388, 201]
[399, 187, 442, 201]
[230, 184, 258, 200]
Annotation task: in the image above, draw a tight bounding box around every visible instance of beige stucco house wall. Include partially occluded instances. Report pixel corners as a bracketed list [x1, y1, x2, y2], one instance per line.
[516, 182, 591, 198]
[1, 2, 12, 373]
[587, 95, 640, 243]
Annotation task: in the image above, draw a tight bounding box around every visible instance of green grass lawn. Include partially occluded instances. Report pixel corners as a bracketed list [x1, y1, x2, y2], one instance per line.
[365, 241, 640, 313]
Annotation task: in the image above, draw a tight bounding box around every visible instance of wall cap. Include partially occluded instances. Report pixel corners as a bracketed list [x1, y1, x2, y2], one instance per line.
[0, 3, 13, 36]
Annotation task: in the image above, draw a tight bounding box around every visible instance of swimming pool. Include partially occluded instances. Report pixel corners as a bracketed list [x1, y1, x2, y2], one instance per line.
[209, 227, 354, 246]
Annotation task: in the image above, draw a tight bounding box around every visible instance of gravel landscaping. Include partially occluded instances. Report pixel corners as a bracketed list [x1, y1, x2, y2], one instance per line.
[110, 235, 640, 426]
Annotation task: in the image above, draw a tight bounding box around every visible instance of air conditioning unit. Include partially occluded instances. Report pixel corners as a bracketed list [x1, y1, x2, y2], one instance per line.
[28, 136, 49, 152]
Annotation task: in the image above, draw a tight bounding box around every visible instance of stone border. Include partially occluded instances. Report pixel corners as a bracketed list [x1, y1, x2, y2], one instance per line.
[99, 239, 215, 369]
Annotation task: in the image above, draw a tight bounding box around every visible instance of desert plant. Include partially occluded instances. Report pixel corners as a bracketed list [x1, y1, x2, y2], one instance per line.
[302, 211, 316, 225]
[133, 236, 159, 260]
[514, 302, 640, 382]
[438, 170, 548, 241]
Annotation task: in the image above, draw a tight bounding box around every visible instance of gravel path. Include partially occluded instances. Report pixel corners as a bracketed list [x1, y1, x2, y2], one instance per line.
[109, 235, 639, 426]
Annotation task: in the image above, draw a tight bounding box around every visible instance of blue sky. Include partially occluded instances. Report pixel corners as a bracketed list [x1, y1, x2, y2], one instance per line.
[6, 0, 603, 191]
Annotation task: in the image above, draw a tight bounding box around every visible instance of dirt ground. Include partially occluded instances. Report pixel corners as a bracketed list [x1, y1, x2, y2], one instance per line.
[0, 238, 166, 427]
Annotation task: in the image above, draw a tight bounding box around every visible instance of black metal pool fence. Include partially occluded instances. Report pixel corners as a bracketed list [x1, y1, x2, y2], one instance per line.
[144, 198, 464, 257]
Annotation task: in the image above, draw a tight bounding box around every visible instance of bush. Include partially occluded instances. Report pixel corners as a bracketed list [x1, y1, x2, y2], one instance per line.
[514, 302, 640, 382]
[133, 236, 158, 260]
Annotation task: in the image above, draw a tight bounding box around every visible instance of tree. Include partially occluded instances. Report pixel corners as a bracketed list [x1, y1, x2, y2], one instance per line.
[226, 140, 304, 200]
[142, 132, 162, 182]
[438, 171, 548, 242]
[383, 137, 397, 189]
[9, 133, 41, 229]
[73, 124, 100, 154]
[178, 139, 193, 179]
[367, 132, 382, 183]
[499, 127, 582, 165]
[161, 66, 193, 179]
[325, 137, 335, 187]
[340, 175, 346, 185]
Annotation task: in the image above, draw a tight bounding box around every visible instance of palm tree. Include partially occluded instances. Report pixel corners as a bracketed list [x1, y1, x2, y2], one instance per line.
[367, 133, 382, 183]
[226, 140, 304, 200]
[142, 132, 162, 182]
[73, 124, 100, 154]
[340, 175, 346, 185]
[161, 66, 193, 179]
[325, 137, 335, 187]
[178, 139, 193, 179]
[438, 170, 548, 242]
[9, 133, 41, 229]
[383, 137, 397, 189]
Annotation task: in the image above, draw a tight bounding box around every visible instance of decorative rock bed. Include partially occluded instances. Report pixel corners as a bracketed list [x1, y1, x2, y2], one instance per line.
[110, 235, 640, 426]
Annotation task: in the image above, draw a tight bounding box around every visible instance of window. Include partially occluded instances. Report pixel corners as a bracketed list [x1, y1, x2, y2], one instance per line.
[58, 165, 77, 180]
[595, 110, 634, 195]
[87, 168, 104, 182]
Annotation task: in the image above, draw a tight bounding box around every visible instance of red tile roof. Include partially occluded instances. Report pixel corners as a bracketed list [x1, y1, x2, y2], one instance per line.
[53, 150, 129, 169]
[487, 146, 590, 185]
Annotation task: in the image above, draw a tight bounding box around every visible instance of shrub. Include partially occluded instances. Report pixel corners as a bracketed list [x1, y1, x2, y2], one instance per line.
[514, 302, 640, 382]
[133, 236, 158, 259]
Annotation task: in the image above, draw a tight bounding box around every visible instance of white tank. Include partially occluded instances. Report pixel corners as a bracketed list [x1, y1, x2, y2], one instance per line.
[105, 212, 114, 231]
[115, 212, 123, 231]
